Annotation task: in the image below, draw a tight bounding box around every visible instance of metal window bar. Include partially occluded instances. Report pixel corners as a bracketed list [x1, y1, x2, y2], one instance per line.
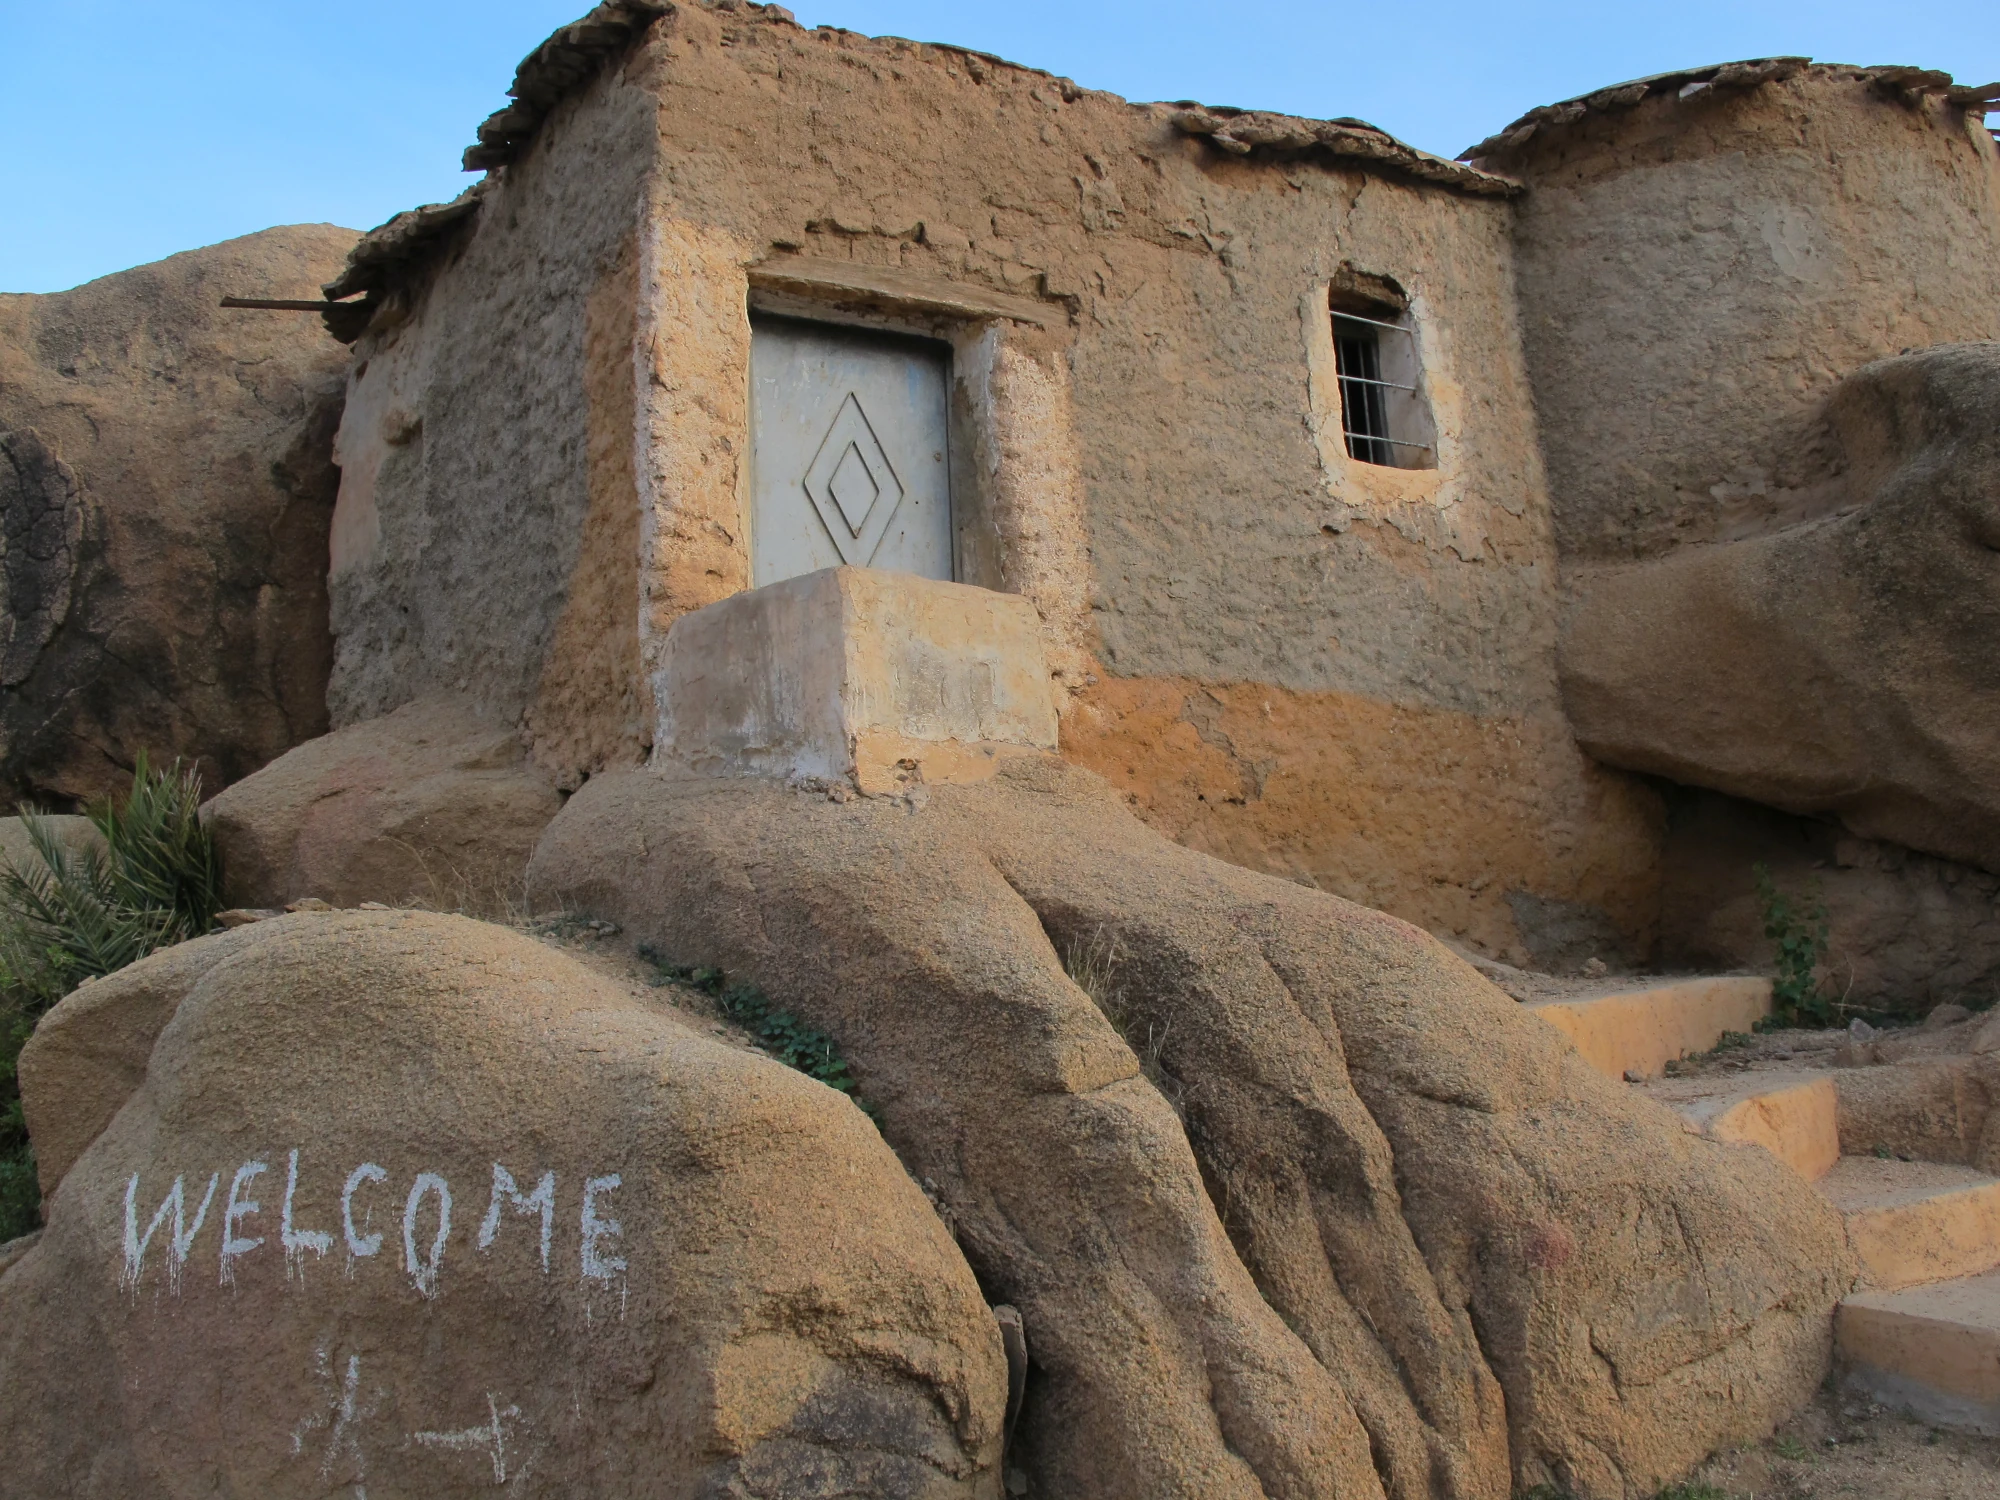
[1333, 312, 1434, 462]
[1331, 310, 1417, 337]
[1345, 434, 1434, 450]
[1337, 373, 1419, 393]
[1334, 326, 1393, 464]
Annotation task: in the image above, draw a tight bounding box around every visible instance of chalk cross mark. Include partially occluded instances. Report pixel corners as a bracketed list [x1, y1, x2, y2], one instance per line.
[413, 1392, 521, 1484]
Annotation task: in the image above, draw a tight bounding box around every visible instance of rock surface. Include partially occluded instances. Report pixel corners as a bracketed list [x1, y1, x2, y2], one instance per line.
[1657, 788, 2000, 1017]
[1, 910, 1006, 1496]
[530, 755, 1853, 1500]
[0, 225, 356, 809]
[203, 697, 564, 916]
[1562, 344, 2000, 874]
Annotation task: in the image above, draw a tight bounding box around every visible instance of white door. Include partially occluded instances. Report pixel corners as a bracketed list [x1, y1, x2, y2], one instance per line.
[748, 317, 953, 587]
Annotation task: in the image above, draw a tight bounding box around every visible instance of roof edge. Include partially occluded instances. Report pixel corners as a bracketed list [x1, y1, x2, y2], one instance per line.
[462, 0, 674, 172]
[1171, 107, 1520, 198]
[1461, 60, 2000, 164]
[322, 183, 489, 306]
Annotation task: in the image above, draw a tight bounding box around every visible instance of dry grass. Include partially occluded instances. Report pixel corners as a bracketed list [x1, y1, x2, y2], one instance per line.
[375, 836, 531, 924]
[1061, 926, 1183, 1114]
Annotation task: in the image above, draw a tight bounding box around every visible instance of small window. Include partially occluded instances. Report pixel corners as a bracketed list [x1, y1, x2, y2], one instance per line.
[1330, 280, 1435, 470]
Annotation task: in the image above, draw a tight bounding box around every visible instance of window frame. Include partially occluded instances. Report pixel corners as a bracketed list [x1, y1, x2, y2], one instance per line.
[1328, 291, 1436, 472]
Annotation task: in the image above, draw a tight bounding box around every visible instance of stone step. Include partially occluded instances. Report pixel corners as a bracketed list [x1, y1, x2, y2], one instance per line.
[1817, 1156, 2000, 1290]
[1837, 1269, 2000, 1437]
[1640, 1069, 1840, 1182]
[1526, 975, 1771, 1081]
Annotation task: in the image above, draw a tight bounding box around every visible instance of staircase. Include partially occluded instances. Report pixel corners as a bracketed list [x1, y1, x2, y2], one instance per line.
[1529, 978, 2000, 1437]
[1525, 976, 1770, 1081]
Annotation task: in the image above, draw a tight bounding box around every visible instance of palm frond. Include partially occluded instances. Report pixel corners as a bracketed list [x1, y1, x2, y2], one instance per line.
[1, 755, 226, 1238]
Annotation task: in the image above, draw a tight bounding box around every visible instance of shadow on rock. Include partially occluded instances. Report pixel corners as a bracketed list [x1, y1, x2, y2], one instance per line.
[529, 755, 1854, 1500]
[1562, 341, 2000, 873]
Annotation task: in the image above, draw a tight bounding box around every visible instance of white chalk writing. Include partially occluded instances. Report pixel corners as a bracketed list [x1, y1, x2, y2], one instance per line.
[581, 1175, 625, 1282]
[402, 1173, 451, 1299]
[477, 1164, 554, 1273]
[281, 1148, 335, 1276]
[412, 1392, 521, 1483]
[342, 1162, 387, 1259]
[122, 1170, 217, 1294]
[290, 1345, 375, 1497]
[220, 1160, 268, 1285]
[119, 1154, 627, 1304]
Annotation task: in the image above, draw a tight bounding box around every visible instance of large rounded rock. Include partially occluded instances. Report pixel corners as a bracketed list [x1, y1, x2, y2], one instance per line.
[1, 910, 1005, 1497]
[530, 757, 1853, 1500]
[0, 225, 355, 808]
[1560, 343, 2000, 873]
[203, 697, 564, 916]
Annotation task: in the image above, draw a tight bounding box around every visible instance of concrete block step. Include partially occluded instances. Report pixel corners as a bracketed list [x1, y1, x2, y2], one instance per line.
[1640, 1070, 1839, 1182]
[1818, 1156, 2000, 1290]
[1837, 1269, 2000, 1436]
[1526, 976, 1771, 1081]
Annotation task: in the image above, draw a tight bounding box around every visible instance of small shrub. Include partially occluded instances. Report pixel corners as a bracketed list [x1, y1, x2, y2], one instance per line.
[0, 756, 221, 1240]
[1654, 1484, 1728, 1500]
[1770, 1433, 1811, 1462]
[638, 946, 871, 1115]
[1754, 864, 1831, 1026]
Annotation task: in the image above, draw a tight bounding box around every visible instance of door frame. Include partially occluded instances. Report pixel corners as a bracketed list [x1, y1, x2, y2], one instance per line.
[745, 310, 958, 586]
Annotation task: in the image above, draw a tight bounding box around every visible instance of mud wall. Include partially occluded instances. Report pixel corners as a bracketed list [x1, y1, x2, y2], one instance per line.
[330, 1, 1669, 960]
[622, 6, 1664, 962]
[1491, 67, 2000, 561]
[330, 65, 655, 789]
[1482, 67, 2000, 983]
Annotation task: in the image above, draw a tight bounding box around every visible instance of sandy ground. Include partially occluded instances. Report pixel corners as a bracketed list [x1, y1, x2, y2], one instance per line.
[1687, 1384, 2000, 1498]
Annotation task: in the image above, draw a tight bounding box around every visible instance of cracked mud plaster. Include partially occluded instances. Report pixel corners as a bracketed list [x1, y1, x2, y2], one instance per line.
[337, 3, 1665, 964]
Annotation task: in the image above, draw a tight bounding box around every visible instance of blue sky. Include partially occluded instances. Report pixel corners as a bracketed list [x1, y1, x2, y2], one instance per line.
[4, 0, 1996, 294]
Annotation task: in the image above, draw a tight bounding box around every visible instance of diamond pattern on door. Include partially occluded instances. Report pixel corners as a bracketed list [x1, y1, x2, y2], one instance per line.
[749, 316, 952, 587]
[801, 393, 906, 562]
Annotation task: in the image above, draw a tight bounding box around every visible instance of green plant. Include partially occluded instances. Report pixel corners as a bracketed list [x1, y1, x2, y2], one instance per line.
[1654, 1484, 1727, 1500]
[1754, 864, 1831, 1026]
[0, 757, 221, 1240]
[1770, 1434, 1811, 1462]
[638, 946, 871, 1115]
